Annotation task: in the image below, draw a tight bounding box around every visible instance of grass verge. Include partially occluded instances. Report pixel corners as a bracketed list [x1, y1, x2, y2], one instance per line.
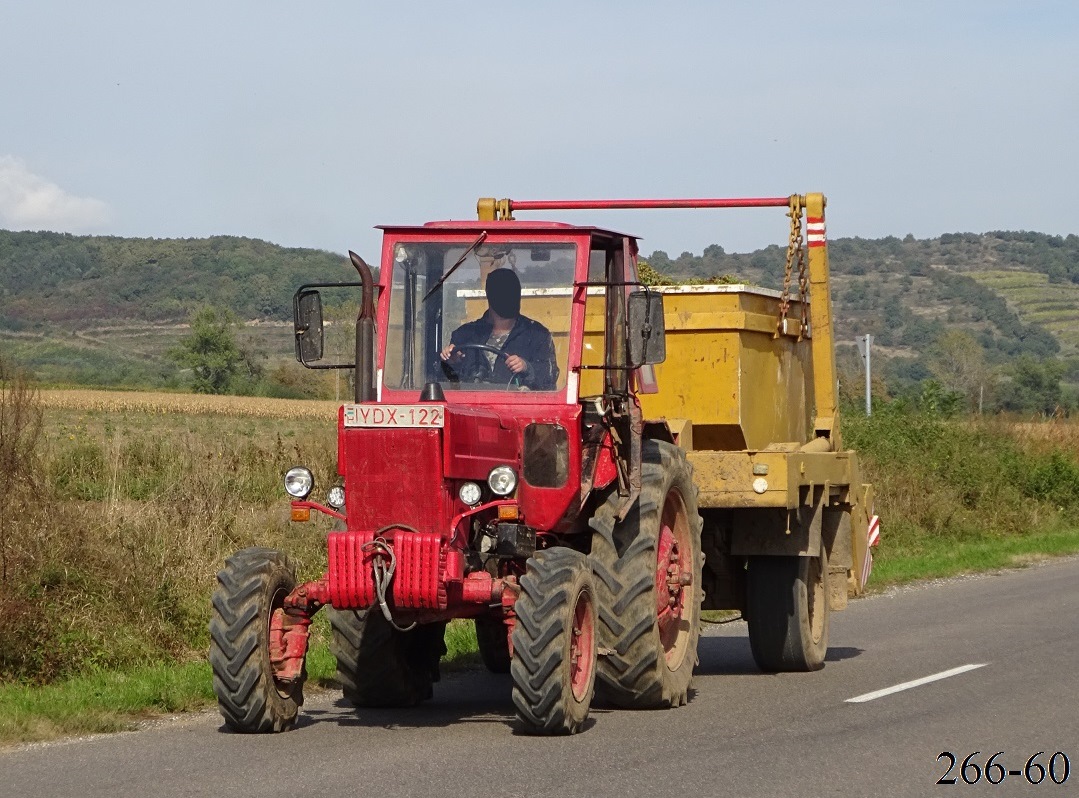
[1, 621, 481, 748]
[868, 524, 1079, 586]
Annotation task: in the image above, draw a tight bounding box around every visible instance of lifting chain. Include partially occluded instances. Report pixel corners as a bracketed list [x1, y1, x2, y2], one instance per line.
[777, 195, 809, 339]
[362, 537, 417, 632]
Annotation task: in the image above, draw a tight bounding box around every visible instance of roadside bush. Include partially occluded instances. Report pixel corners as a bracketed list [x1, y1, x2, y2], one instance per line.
[0, 366, 49, 679]
[845, 407, 1079, 552]
[1, 394, 337, 684]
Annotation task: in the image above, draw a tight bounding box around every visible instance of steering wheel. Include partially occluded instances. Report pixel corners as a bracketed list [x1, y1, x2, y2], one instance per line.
[440, 343, 505, 382]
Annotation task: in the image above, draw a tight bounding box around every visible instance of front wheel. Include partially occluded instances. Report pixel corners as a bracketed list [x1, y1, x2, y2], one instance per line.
[475, 615, 511, 674]
[209, 547, 305, 733]
[510, 548, 598, 735]
[746, 550, 829, 672]
[329, 608, 446, 707]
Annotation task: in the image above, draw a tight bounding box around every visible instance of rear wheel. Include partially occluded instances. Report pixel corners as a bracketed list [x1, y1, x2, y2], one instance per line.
[589, 440, 703, 708]
[209, 547, 304, 733]
[510, 547, 597, 735]
[329, 608, 446, 707]
[746, 549, 829, 672]
[475, 616, 511, 674]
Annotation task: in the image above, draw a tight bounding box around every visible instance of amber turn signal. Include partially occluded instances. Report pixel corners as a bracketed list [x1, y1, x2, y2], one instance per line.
[497, 504, 519, 521]
[291, 506, 311, 522]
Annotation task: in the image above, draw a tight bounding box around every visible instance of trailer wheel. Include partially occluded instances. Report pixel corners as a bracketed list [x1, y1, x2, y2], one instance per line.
[746, 549, 829, 672]
[209, 547, 305, 733]
[329, 608, 446, 707]
[589, 440, 703, 709]
[510, 547, 597, 735]
[475, 616, 511, 674]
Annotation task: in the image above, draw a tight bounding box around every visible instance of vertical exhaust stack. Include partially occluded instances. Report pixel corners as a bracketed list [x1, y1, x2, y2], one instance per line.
[349, 251, 377, 403]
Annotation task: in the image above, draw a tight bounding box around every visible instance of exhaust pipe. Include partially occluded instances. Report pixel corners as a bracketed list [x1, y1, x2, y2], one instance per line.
[349, 251, 376, 403]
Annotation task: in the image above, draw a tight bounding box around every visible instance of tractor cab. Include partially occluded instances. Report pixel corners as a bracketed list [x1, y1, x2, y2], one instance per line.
[295, 220, 663, 405]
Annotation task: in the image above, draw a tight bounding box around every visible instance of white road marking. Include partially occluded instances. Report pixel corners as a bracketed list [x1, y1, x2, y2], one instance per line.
[846, 663, 988, 703]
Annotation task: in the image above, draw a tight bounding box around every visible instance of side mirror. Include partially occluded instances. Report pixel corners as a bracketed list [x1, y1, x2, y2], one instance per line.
[294, 289, 325, 364]
[627, 289, 666, 367]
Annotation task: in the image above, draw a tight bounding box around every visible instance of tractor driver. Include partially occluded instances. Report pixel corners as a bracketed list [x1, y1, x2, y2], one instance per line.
[439, 267, 559, 390]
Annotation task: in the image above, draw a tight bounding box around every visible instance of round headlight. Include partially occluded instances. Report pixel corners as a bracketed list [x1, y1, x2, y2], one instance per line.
[458, 481, 482, 506]
[487, 465, 517, 497]
[284, 466, 314, 499]
[326, 485, 346, 510]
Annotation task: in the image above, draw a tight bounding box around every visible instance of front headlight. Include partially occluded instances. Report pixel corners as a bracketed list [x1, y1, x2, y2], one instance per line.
[487, 465, 517, 497]
[284, 466, 314, 499]
[458, 481, 482, 506]
[326, 485, 346, 510]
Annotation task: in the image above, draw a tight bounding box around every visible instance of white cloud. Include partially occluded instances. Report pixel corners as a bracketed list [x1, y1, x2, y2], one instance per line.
[0, 156, 111, 232]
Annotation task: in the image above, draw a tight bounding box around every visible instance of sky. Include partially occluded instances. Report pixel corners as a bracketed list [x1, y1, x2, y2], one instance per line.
[1, 1, 1077, 261]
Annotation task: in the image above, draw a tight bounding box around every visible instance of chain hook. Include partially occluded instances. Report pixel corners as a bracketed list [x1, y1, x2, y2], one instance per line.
[777, 195, 805, 337]
[793, 199, 809, 340]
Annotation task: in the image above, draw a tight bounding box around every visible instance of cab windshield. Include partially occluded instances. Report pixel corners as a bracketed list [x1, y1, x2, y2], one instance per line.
[384, 240, 577, 393]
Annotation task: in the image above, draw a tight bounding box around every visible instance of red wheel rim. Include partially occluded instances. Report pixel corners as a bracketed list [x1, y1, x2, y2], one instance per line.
[569, 587, 595, 702]
[655, 488, 692, 668]
[266, 588, 294, 697]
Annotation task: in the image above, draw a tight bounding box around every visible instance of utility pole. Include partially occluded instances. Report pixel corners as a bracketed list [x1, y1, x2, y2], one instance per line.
[856, 334, 873, 416]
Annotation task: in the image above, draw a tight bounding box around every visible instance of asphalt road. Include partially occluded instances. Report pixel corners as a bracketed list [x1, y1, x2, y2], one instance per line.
[3, 556, 1076, 798]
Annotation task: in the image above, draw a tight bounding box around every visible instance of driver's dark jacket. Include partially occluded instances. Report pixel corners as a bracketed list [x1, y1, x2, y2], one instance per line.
[445, 313, 559, 390]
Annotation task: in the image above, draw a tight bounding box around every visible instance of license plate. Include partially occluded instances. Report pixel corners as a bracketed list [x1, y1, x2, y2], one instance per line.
[343, 404, 445, 428]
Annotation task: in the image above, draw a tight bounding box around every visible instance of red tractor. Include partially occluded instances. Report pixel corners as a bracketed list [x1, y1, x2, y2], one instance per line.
[209, 194, 875, 735]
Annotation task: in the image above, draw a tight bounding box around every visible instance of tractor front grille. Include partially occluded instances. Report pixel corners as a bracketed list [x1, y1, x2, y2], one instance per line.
[327, 529, 446, 610]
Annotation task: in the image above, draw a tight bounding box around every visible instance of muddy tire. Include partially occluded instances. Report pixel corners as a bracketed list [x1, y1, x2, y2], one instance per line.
[475, 616, 511, 674]
[510, 547, 598, 735]
[209, 547, 304, 733]
[746, 550, 829, 672]
[589, 440, 703, 708]
[329, 608, 446, 707]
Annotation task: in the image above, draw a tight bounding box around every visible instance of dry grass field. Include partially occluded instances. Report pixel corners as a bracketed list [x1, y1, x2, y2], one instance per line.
[1003, 417, 1079, 449]
[38, 388, 341, 419]
[2, 385, 340, 684]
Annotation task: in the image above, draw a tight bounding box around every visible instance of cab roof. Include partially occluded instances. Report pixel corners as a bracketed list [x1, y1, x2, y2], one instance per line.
[376, 219, 639, 240]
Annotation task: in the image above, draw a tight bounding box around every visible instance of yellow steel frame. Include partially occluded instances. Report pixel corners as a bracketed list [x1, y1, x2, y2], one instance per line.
[804, 193, 840, 449]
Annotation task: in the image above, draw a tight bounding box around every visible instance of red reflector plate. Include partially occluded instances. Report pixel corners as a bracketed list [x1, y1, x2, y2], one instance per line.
[343, 404, 445, 428]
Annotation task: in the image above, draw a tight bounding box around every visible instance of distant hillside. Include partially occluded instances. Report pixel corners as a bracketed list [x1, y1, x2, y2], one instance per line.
[0, 230, 350, 329]
[646, 231, 1079, 396]
[1, 227, 1077, 397]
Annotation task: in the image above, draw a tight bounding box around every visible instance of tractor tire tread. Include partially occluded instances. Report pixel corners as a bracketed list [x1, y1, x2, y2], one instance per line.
[588, 440, 703, 709]
[209, 547, 303, 733]
[329, 607, 446, 708]
[510, 547, 596, 735]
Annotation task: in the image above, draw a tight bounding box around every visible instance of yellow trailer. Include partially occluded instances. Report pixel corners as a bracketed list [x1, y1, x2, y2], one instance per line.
[479, 192, 879, 672]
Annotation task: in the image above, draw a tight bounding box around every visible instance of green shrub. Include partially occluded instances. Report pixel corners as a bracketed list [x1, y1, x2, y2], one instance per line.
[846, 407, 1079, 550]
